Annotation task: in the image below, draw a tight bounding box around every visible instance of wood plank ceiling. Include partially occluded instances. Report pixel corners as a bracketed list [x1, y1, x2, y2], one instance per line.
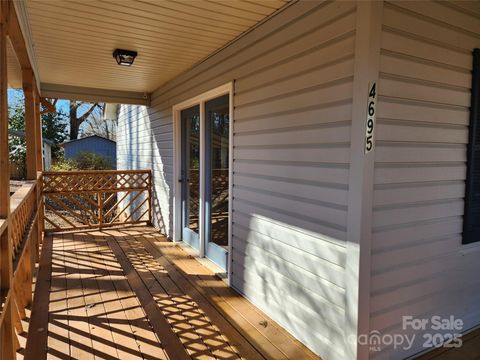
[7, 37, 22, 89]
[25, 0, 288, 93]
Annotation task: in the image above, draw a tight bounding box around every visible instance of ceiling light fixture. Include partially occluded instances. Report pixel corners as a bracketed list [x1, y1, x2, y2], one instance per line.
[113, 49, 137, 66]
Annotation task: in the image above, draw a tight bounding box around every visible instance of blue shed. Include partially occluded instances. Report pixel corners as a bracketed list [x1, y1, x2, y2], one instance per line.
[62, 135, 116, 166]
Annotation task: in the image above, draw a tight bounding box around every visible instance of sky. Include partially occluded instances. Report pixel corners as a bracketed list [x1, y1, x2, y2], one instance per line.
[7, 88, 105, 140]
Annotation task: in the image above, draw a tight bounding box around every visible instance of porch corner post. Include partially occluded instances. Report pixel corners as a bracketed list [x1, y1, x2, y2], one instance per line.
[345, 1, 383, 360]
[0, 1, 16, 359]
[34, 89, 45, 238]
[34, 93, 43, 172]
[23, 69, 41, 262]
[148, 170, 152, 226]
[23, 69, 37, 181]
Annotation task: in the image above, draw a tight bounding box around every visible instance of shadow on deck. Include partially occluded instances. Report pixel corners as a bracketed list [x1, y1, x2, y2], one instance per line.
[20, 226, 318, 360]
[414, 327, 480, 360]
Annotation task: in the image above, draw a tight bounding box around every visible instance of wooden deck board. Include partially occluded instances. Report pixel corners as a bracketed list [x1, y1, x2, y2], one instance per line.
[136, 231, 314, 360]
[90, 233, 163, 360]
[23, 231, 53, 360]
[64, 232, 95, 360]
[121, 232, 240, 360]
[47, 233, 70, 359]
[415, 327, 480, 360]
[75, 233, 119, 360]
[145, 235, 316, 360]
[24, 225, 319, 360]
[108, 234, 189, 360]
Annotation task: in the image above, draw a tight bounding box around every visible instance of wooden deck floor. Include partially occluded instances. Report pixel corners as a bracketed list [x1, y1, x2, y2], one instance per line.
[21, 226, 319, 360]
[414, 327, 480, 360]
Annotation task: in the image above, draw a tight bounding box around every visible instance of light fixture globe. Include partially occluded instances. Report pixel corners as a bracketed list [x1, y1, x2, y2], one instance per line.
[113, 49, 137, 66]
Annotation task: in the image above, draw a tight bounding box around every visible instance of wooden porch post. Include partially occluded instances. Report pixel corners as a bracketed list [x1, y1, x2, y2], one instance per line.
[34, 91, 44, 238]
[34, 94, 43, 172]
[0, 1, 16, 359]
[23, 69, 37, 180]
[22, 69, 39, 278]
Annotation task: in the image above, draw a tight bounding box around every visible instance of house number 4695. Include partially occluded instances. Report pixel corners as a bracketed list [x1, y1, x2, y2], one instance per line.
[365, 82, 377, 153]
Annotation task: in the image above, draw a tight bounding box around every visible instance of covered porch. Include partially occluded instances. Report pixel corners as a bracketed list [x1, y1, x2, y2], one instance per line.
[0, 1, 292, 359]
[2, 0, 480, 359]
[0, 1, 320, 357]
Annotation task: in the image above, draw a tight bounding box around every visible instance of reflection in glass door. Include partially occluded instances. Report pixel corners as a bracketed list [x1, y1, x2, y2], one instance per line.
[205, 95, 230, 269]
[181, 105, 200, 250]
[178, 90, 231, 272]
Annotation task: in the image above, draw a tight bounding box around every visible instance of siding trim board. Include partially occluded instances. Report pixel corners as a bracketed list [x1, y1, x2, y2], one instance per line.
[345, 2, 383, 360]
[463, 48, 480, 244]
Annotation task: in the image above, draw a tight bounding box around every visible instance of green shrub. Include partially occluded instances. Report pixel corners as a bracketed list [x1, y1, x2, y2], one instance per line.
[51, 151, 113, 171]
[75, 152, 113, 170]
[50, 157, 77, 171]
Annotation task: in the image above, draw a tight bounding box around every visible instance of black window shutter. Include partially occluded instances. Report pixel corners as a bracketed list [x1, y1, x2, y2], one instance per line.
[464, 48, 480, 244]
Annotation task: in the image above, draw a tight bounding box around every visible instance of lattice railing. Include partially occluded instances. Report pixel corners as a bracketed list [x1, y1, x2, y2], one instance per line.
[10, 183, 37, 261]
[42, 170, 152, 232]
[0, 179, 41, 359]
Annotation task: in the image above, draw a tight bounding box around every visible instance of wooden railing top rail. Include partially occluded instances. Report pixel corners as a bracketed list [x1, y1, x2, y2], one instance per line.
[43, 169, 151, 175]
[0, 218, 6, 237]
[10, 181, 36, 214]
[0, 288, 11, 327]
[10, 181, 38, 262]
[42, 170, 152, 194]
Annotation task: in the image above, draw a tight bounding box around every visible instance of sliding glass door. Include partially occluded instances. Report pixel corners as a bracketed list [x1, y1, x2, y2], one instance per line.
[179, 92, 230, 271]
[180, 105, 200, 250]
[205, 95, 230, 269]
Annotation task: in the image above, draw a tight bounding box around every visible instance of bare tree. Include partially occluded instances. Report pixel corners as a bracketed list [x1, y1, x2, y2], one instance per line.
[69, 102, 104, 140]
[82, 114, 117, 141]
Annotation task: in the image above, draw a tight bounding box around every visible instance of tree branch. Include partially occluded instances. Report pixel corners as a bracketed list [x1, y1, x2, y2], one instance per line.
[78, 103, 100, 123]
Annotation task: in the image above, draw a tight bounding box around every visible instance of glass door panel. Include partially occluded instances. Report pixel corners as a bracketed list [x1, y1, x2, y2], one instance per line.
[181, 105, 200, 250]
[205, 95, 229, 269]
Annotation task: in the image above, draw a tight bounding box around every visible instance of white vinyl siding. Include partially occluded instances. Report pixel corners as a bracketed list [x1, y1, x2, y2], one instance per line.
[117, 1, 356, 358]
[370, 1, 480, 359]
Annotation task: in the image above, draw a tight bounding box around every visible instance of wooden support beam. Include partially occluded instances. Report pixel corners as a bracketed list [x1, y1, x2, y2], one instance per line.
[34, 93, 43, 172]
[6, 1, 31, 71]
[41, 83, 151, 106]
[23, 69, 37, 180]
[40, 98, 56, 114]
[35, 94, 44, 238]
[0, 1, 16, 359]
[0, 2, 41, 358]
[0, 0, 11, 286]
[23, 70, 40, 264]
[0, 0, 10, 219]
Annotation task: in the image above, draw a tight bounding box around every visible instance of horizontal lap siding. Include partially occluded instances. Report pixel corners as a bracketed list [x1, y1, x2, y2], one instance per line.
[117, 104, 173, 235]
[118, 2, 355, 358]
[371, 1, 480, 359]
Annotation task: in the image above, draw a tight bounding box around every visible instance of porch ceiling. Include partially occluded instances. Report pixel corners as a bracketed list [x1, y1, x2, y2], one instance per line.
[7, 37, 22, 89]
[24, 0, 288, 98]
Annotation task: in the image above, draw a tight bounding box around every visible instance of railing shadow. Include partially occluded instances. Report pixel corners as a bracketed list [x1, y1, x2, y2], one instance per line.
[24, 227, 245, 360]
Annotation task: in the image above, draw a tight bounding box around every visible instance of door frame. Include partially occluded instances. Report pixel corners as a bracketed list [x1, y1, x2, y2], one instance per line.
[172, 82, 233, 281]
